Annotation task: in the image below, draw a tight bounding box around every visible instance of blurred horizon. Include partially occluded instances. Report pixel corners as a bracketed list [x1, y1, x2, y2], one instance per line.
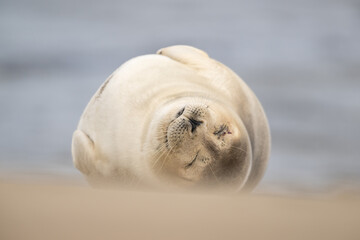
[1, 0, 359, 194]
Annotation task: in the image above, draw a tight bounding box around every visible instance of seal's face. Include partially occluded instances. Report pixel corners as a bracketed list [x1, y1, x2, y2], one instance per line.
[145, 98, 252, 191]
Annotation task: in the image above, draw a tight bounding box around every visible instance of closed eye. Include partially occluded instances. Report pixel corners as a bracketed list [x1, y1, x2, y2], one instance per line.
[213, 124, 228, 136]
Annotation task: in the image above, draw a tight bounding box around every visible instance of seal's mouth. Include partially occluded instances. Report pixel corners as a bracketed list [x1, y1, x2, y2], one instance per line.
[185, 150, 200, 169]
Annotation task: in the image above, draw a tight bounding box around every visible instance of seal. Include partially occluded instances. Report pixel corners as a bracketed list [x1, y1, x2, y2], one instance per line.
[72, 45, 270, 191]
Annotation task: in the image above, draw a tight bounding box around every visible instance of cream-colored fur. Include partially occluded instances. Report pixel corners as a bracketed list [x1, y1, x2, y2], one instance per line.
[72, 45, 270, 191]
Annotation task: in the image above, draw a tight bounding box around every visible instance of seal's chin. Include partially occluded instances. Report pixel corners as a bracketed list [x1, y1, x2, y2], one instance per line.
[145, 98, 252, 191]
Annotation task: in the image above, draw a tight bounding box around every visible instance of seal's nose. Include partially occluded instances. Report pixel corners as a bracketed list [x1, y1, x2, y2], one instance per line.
[176, 104, 207, 133]
[188, 118, 203, 132]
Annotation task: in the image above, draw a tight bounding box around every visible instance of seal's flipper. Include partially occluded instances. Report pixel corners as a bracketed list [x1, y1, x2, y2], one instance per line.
[157, 45, 210, 70]
[72, 130, 96, 175]
[156, 45, 237, 88]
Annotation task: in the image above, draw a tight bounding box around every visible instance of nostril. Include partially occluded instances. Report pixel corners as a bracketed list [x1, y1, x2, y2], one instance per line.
[176, 107, 185, 118]
[189, 118, 203, 133]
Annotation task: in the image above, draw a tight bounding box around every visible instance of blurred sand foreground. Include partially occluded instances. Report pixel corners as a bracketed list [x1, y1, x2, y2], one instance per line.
[1, 182, 360, 240]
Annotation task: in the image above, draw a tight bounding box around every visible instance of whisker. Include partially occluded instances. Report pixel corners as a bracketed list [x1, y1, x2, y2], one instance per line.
[229, 145, 247, 154]
[133, 141, 169, 187]
[157, 137, 182, 173]
[151, 144, 169, 168]
[208, 162, 233, 191]
[152, 144, 167, 157]
[208, 162, 221, 184]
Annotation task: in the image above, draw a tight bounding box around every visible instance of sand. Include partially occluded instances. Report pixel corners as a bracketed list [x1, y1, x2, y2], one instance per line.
[1, 181, 360, 240]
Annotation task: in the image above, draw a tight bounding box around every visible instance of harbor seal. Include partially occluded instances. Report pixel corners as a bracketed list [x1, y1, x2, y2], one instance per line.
[72, 45, 270, 191]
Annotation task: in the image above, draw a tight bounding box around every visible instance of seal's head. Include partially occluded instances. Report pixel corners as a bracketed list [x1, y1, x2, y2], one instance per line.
[145, 97, 252, 191]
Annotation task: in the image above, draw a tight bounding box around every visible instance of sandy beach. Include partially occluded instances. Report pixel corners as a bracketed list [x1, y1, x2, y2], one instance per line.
[1, 181, 359, 240]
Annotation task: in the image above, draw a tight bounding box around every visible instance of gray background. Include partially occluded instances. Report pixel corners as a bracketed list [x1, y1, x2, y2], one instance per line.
[1, 0, 359, 194]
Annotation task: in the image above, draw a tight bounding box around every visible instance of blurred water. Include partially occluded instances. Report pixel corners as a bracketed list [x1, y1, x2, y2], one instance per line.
[1, 0, 359, 194]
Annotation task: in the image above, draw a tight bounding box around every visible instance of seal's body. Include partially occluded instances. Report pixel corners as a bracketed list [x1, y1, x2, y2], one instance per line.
[72, 46, 270, 191]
